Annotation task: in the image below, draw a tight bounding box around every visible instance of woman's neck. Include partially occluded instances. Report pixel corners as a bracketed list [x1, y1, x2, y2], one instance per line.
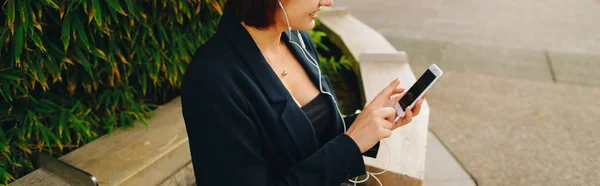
[243, 23, 285, 53]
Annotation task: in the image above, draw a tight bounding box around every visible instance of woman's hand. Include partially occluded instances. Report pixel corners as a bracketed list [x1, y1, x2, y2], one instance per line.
[346, 78, 425, 153]
[389, 93, 425, 130]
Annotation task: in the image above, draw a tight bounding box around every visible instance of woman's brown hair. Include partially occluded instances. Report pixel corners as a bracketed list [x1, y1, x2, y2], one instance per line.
[227, 0, 281, 29]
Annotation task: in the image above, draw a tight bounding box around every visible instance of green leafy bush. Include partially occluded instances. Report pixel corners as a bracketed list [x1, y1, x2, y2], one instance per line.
[0, 0, 224, 184]
[310, 21, 361, 115]
[309, 22, 353, 77]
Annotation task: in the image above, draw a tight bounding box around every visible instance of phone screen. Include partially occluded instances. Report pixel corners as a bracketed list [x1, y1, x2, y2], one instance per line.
[398, 69, 436, 110]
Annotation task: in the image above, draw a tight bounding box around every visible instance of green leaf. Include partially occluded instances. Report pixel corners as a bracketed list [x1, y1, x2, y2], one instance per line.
[0, 28, 10, 52]
[40, 99, 58, 107]
[74, 48, 93, 77]
[107, 4, 120, 24]
[91, 0, 103, 27]
[59, 110, 66, 137]
[157, 23, 169, 43]
[39, 125, 51, 153]
[180, 1, 192, 19]
[75, 132, 82, 146]
[105, 116, 115, 133]
[0, 89, 7, 103]
[34, 63, 48, 90]
[61, 15, 71, 51]
[0, 84, 12, 102]
[43, 53, 61, 79]
[63, 127, 72, 146]
[41, 125, 61, 151]
[14, 83, 37, 103]
[73, 16, 90, 50]
[0, 129, 9, 153]
[0, 72, 21, 81]
[41, 0, 60, 9]
[91, 47, 106, 60]
[0, 166, 13, 184]
[70, 101, 81, 113]
[141, 73, 148, 95]
[124, 0, 136, 17]
[97, 91, 108, 109]
[106, 0, 127, 16]
[19, 0, 32, 30]
[73, 119, 89, 136]
[30, 32, 46, 52]
[14, 25, 24, 64]
[6, 0, 15, 32]
[25, 117, 34, 140]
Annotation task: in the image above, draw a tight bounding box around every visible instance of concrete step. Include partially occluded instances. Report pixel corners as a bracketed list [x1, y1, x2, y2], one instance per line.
[424, 131, 477, 186]
[391, 37, 600, 87]
[415, 68, 600, 186]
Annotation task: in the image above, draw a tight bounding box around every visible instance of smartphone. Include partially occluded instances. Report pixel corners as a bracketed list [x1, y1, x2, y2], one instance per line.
[394, 64, 443, 119]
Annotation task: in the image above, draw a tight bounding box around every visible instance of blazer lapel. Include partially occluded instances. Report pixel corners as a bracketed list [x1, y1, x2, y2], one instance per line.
[217, 7, 319, 159]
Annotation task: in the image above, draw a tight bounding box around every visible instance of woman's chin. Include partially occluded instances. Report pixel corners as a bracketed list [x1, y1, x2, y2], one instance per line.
[307, 20, 316, 29]
[296, 21, 316, 30]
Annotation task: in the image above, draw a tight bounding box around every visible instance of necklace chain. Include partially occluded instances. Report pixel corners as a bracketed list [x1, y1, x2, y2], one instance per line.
[261, 41, 288, 77]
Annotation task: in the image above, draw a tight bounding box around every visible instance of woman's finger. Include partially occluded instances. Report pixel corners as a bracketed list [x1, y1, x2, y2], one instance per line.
[385, 93, 404, 107]
[404, 107, 414, 124]
[372, 78, 401, 106]
[392, 87, 405, 95]
[381, 128, 393, 138]
[395, 107, 413, 129]
[412, 99, 423, 116]
[391, 93, 403, 102]
[380, 107, 396, 123]
[382, 121, 393, 130]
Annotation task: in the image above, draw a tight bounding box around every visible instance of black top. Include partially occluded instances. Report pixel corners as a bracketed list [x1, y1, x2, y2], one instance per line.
[301, 93, 336, 148]
[180, 4, 380, 186]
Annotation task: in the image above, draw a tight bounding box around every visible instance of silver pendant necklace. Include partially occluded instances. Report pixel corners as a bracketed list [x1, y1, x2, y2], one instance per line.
[261, 42, 288, 77]
[278, 42, 288, 76]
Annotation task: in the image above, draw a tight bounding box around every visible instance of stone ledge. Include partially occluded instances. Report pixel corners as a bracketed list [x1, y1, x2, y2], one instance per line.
[11, 97, 190, 186]
[158, 163, 195, 186]
[319, 7, 398, 62]
[9, 169, 71, 186]
[547, 50, 600, 86]
[358, 54, 430, 183]
[320, 7, 430, 186]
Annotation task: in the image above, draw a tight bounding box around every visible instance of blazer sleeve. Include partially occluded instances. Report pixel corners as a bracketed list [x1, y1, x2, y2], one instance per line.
[181, 64, 367, 186]
[343, 114, 380, 158]
[300, 31, 380, 158]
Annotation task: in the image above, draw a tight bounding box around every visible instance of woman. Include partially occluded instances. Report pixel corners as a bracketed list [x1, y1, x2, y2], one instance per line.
[180, 0, 424, 185]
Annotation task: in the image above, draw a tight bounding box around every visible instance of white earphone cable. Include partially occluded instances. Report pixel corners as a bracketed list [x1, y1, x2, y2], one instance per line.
[277, 2, 391, 185]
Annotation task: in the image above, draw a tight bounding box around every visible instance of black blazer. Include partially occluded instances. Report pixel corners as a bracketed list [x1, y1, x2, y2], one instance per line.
[181, 7, 379, 186]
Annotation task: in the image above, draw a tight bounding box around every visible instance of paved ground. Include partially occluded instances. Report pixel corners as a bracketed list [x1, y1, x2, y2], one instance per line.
[335, 0, 600, 185]
[424, 131, 476, 186]
[423, 69, 600, 186]
[335, 0, 600, 54]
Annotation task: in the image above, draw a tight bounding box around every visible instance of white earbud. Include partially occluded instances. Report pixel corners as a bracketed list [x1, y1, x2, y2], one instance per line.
[277, 1, 390, 186]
